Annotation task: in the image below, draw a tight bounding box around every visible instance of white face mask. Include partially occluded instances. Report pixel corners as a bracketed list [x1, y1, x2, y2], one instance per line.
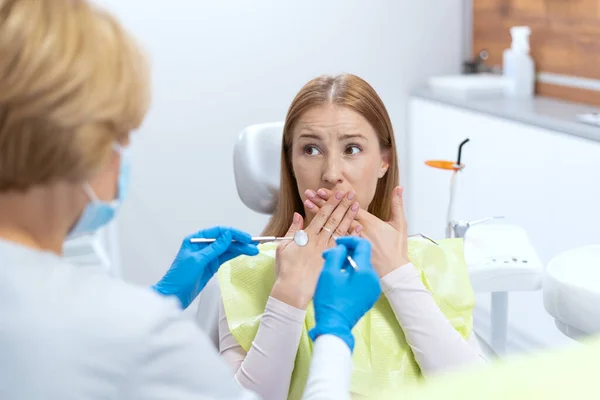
[66, 144, 131, 240]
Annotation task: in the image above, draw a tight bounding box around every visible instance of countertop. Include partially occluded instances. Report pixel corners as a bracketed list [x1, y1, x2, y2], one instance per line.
[413, 87, 600, 143]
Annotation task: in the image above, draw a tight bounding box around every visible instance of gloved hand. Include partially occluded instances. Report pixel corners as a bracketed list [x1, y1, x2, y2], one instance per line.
[152, 226, 259, 309]
[308, 236, 382, 352]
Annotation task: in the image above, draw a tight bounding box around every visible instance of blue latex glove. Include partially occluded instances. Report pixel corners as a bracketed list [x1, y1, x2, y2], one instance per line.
[152, 226, 259, 309]
[308, 237, 382, 352]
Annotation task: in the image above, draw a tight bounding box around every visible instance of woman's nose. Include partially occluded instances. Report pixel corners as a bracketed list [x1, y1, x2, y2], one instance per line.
[322, 156, 344, 185]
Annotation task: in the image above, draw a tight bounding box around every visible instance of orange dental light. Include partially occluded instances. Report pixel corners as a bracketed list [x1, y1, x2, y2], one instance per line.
[425, 138, 469, 172]
[425, 160, 462, 171]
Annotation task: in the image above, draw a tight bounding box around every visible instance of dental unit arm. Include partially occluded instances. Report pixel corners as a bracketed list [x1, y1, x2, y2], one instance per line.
[425, 139, 543, 356]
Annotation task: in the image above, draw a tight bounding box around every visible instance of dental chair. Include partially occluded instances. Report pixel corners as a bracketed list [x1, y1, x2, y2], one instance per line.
[233, 122, 284, 214]
[196, 122, 544, 356]
[193, 122, 284, 347]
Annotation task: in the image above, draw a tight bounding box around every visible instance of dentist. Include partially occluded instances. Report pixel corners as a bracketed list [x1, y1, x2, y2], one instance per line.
[0, 0, 380, 399]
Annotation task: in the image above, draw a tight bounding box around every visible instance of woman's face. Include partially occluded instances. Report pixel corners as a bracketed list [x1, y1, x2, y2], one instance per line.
[290, 105, 389, 218]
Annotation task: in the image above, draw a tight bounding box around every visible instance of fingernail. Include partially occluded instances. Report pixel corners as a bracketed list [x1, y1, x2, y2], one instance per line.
[348, 190, 355, 200]
[318, 189, 327, 197]
[351, 202, 359, 211]
[304, 199, 314, 209]
[305, 189, 315, 199]
[398, 187, 404, 197]
[355, 225, 362, 233]
[293, 212, 300, 223]
[335, 191, 343, 200]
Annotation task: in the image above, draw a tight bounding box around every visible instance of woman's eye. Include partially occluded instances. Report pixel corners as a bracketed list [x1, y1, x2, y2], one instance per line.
[303, 146, 321, 156]
[345, 145, 361, 155]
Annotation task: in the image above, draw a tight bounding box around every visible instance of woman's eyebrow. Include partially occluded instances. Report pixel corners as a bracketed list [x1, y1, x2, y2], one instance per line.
[339, 133, 367, 140]
[296, 132, 367, 141]
[297, 132, 322, 140]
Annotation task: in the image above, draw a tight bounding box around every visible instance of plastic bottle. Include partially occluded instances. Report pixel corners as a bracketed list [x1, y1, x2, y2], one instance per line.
[503, 26, 535, 98]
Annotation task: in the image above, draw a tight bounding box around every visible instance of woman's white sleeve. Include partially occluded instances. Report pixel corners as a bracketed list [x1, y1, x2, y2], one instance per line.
[382, 263, 486, 377]
[218, 296, 306, 400]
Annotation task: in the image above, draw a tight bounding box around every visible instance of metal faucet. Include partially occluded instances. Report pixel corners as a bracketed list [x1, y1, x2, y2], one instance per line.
[462, 49, 501, 75]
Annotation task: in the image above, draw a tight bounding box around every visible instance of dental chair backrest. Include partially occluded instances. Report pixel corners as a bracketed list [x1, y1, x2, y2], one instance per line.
[233, 122, 284, 214]
[195, 122, 284, 347]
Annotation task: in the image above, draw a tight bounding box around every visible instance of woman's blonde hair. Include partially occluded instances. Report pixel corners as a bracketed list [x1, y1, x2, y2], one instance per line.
[263, 74, 399, 237]
[0, 0, 150, 191]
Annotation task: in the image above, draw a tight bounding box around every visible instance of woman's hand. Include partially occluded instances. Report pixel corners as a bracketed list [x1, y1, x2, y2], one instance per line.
[304, 187, 410, 278]
[270, 191, 360, 309]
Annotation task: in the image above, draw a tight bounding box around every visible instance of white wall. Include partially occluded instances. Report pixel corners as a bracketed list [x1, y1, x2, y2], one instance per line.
[95, 0, 465, 285]
[408, 98, 600, 350]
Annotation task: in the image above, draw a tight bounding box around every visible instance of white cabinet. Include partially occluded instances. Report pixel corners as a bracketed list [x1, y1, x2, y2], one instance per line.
[407, 97, 600, 350]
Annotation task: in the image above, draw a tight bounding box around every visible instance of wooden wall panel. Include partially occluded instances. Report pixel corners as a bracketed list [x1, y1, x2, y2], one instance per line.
[537, 82, 600, 105]
[473, 0, 600, 106]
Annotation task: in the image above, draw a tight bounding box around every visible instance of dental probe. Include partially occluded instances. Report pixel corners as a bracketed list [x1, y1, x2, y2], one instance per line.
[190, 230, 359, 270]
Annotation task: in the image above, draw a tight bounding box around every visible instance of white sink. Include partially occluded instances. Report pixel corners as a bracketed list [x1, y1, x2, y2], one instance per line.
[544, 245, 600, 340]
[428, 74, 509, 98]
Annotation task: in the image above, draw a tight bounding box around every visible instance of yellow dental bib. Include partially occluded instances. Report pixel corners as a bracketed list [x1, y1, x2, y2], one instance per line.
[218, 238, 475, 399]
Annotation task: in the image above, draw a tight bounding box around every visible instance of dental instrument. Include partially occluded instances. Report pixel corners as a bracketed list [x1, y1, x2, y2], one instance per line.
[191, 230, 359, 270]
[426, 138, 503, 239]
[409, 233, 439, 245]
[190, 229, 309, 246]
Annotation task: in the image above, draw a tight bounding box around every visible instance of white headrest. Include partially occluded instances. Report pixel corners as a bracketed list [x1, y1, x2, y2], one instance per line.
[233, 122, 284, 214]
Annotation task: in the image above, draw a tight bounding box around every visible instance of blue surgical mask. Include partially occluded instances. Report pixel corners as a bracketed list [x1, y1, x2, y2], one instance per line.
[67, 143, 131, 240]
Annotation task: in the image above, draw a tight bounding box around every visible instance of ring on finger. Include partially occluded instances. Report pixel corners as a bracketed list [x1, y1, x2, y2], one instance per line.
[322, 226, 332, 234]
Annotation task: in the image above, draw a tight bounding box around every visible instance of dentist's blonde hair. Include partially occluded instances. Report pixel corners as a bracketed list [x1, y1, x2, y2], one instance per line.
[0, 0, 150, 191]
[263, 74, 399, 237]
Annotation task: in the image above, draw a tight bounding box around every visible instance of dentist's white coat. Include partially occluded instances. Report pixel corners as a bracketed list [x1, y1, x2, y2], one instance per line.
[0, 239, 351, 400]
